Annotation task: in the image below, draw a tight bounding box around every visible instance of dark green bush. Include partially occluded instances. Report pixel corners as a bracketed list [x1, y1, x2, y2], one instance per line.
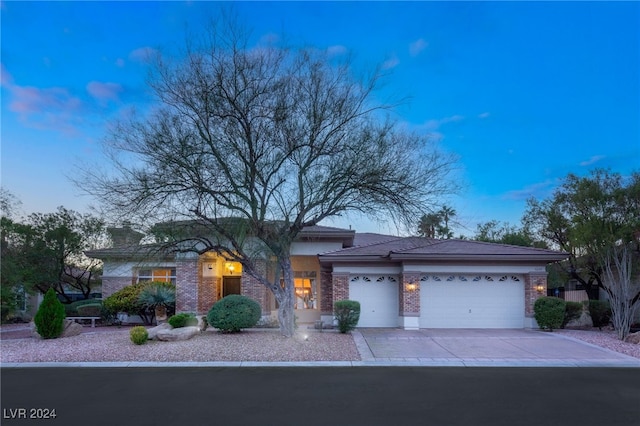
[562, 301, 584, 328]
[34, 288, 66, 339]
[168, 313, 198, 328]
[64, 298, 103, 316]
[533, 296, 566, 331]
[334, 300, 361, 333]
[103, 284, 157, 324]
[207, 295, 261, 332]
[588, 300, 611, 330]
[77, 303, 102, 317]
[129, 326, 148, 345]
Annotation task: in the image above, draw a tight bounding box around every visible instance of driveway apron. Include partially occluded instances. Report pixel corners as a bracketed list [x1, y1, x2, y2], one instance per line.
[354, 328, 640, 367]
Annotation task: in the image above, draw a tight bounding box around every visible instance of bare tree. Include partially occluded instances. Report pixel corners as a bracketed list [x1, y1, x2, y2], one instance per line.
[602, 243, 640, 340]
[81, 18, 456, 337]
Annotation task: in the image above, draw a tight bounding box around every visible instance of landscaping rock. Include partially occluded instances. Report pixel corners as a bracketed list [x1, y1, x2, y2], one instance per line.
[30, 319, 83, 339]
[156, 326, 200, 342]
[565, 311, 593, 328]
[625, 332, 640, 345]
[146, 323, 172, 340]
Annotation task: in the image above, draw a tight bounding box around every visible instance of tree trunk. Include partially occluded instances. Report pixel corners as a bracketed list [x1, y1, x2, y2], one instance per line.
[276, 256, 296, 337]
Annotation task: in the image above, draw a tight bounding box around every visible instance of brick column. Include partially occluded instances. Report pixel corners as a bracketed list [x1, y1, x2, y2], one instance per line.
[319, 268, 334, 316]
[524, 272, 548, 328]
[400, 272, 420, 330]
[332, 273, 350, 306]
[242, 259, 270, 316]
[176, 256, 198, 313]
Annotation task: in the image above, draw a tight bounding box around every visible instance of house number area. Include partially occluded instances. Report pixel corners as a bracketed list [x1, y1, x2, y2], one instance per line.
[3, 408, 57, 420]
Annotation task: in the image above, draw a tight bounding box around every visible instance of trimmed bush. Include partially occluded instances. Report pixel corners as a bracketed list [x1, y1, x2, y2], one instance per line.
[334, 300, 361, 333]
[168, 313, 198, 328]
[129, 326, 148, 345]
[34, 288, 66, 339]
[207, 295, 261, 332]
[562, 301, 584, 328]
[588, 300, 611, 330]
[534, 296, 566, 331]
[64, 298, 103, 316]
[77, 303, 102, 317]
[103, 284, 146, 315]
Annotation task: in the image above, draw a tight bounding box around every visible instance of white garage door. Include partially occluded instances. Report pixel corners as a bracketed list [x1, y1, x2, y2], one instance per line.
[349, 275, 399, 327]
[420, 275, 524, 328]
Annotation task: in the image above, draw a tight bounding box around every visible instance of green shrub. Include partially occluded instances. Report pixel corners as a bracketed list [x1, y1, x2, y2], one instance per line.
[64, 298, 103, 316]
[138, 282, 176, 312]
[334, 300, 361, 333]
[588, 300, 611, 330]
[534, 297, 566, 331]
[77, 303, 102, 317]
[103, 284, 146, 315]
[129, 326, 148, 345]
[34, 288, 66, 339]
[562, 301, 584, 328]
[168, 313, 198, 328]
[207, 295, 261, 332]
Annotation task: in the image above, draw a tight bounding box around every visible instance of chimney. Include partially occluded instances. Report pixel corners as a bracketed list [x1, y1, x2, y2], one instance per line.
[107, 222, 144, 247]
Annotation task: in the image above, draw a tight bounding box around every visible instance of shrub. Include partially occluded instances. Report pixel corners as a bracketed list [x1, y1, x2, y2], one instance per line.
[207, 295, 261, 332]
[103, 284, 156, 324]
[138, 282, 176, 313]
[168, 313, 198, 328]
[64, 299, 103, 316]
[562, 301, 584, 328]
[534, 296, 566, 331]
[129, 326, 148, 345]
[34, 288, 66, 339]
[334, 300, 361, 333]
[77, 303, 103, 317]
[589, 300, 611, 330]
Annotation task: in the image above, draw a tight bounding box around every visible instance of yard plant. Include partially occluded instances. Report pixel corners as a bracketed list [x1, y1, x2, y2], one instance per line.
[34, 288, 66, 339]
[207, 295, 261, 333]
[168, 313, 198, 328]
[129, 326, 148, 345]
[534, 296, 566, 331]
[334, 300, 361, 333]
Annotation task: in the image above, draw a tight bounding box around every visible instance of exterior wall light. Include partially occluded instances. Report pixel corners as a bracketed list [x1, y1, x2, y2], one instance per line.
[536, 284, 545, 294]
[405, 283, 418, 292]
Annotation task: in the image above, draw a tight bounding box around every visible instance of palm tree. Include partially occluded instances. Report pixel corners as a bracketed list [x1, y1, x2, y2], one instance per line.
[138, 282, 176, 323]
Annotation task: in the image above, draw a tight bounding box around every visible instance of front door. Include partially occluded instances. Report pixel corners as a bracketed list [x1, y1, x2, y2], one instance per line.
[223, 276, 241, 298]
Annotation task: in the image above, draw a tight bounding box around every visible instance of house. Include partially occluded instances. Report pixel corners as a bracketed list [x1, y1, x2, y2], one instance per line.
[86, 224, 569, 329]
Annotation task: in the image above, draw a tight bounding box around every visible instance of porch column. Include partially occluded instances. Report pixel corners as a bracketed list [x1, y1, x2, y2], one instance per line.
[319, 268, 334, 323]
[524, 272, 548, 328]
[197, 256, 218, 315]
[400, 272, 421, 330]
[176, 254, 198, 313]
[321, 272, 349, 325]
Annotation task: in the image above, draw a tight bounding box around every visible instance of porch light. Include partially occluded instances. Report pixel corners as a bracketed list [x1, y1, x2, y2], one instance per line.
[405, 283, 418, 292]
[225, 262, 235, 274]
[536, 284, 545, 294]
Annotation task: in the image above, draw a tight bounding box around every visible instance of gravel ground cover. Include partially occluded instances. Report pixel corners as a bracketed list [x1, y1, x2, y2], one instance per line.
[555, 328, 640, 359]
[0, 325, 360, 363]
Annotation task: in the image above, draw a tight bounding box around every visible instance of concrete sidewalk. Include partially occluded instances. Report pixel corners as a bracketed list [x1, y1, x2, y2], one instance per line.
[352, 328, 640, 367]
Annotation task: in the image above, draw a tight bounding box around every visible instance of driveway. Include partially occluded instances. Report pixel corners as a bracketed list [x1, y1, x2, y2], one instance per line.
[353, 328, 640, 367]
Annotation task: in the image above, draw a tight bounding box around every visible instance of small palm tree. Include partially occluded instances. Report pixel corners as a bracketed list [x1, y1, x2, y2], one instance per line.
[138, 282, 176, 323]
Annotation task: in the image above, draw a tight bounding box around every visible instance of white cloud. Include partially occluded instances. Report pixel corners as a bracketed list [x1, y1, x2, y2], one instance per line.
[327, 45, 347, 57]
[409, 38, 428, 57]
[86, 81, 123, 103]
[382, 54, 399, 70]
[424, 115, 465, 130]
[502, 180, 556, 201]
[579, 155, 605, 167]
[115, 58, 125, 67]
[129, 47, 158, 64]
[478, 112, 490, 119]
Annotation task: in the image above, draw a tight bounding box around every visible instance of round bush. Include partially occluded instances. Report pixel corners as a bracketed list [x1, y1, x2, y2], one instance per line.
[34, 288, 66, 339]
[168, 313, 198, 328]
[129, 326, 148, 345]
[534, 296, 566, 331]
[207, 295, 261, 332]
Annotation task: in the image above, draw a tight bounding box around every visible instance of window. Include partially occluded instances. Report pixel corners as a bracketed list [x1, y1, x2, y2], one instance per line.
[294, 271, 317, 310]
[137, 268, 176, 284]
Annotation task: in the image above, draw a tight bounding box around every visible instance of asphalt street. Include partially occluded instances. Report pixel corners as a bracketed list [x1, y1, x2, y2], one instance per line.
[2, 367, 639, 426]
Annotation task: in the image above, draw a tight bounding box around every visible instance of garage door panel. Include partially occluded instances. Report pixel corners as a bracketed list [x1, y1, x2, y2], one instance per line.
[349, 276, 399, 328]
[420, 276, 524, 328]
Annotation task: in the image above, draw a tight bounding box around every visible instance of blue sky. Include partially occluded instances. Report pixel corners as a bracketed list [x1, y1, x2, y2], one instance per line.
[1, 1, 638, 236]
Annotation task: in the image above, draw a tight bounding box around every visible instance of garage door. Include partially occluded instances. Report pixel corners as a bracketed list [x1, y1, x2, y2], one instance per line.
[349, 275, 399, 327]
[420, 275, 524, 328]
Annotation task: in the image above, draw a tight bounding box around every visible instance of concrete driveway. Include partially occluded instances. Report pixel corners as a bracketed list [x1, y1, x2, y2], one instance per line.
[353, 328, 640, 367]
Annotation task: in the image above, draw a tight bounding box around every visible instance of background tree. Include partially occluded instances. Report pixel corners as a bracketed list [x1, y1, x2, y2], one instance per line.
[601, 243, 639, 340]
[523, 169, 640, 305]
[473, 220, 542, 247]
[1, 205, 106, 307]
[417, 205, 457, 239]
[81, 18, 457, 337]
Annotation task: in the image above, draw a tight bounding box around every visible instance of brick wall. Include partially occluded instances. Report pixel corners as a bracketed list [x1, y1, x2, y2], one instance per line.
[198, 276, 218, 314]
[241, 259, 270, 315]
[400, 272, 420, 316]
[332, 273, 349, 305]
[320, 268, 333, 315]
[176, 258, 198, 313]
[524, 273, 548, 317]
[101, 276, 134, 299]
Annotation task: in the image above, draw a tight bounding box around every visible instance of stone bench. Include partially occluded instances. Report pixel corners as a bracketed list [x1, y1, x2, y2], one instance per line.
[67, 316, 101, 327]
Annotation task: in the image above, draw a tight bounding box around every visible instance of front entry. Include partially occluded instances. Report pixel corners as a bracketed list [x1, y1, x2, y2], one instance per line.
[223, 276, 241, 298]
